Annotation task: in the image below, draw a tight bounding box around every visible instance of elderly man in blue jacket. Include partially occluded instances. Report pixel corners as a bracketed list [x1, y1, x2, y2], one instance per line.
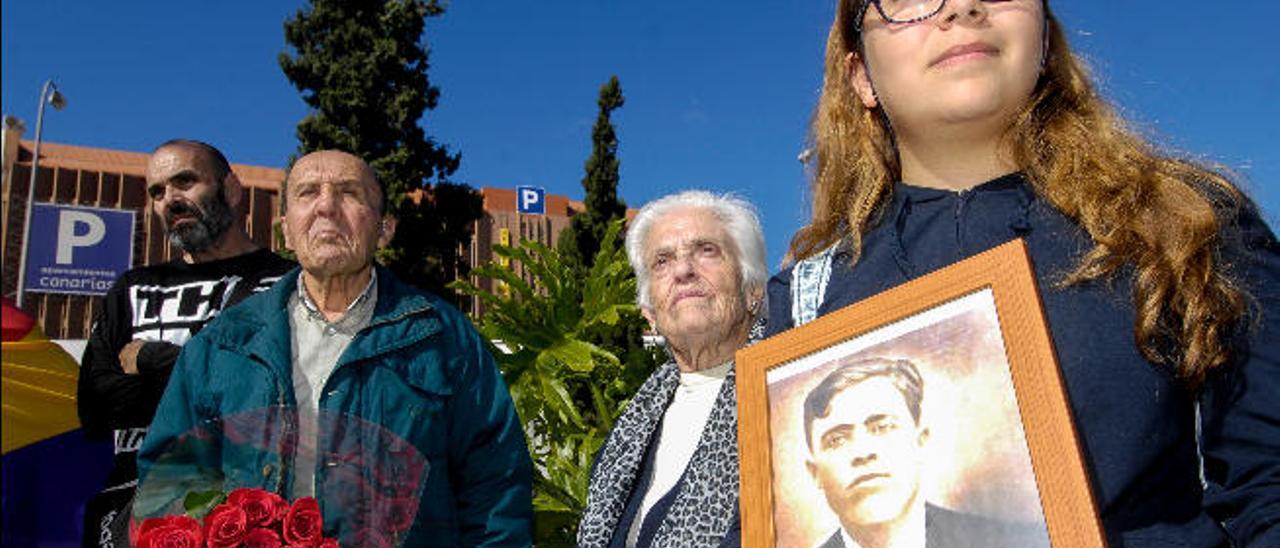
[136, 150, 531, 546]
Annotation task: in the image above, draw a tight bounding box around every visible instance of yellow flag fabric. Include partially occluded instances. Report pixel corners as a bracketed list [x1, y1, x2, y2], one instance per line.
[2, 329, 82, 455]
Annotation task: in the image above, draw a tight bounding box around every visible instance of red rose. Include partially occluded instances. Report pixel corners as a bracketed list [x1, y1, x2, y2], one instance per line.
[135, 515, 203, 548]
[203, 503, 249, 547]
[283, 497, 324, 545]
[241, 527, 282, 548]
[228, 487, 287, 528]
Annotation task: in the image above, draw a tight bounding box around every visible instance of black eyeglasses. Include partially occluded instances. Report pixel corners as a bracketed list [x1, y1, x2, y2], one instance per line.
[856, 0, 1014, 30]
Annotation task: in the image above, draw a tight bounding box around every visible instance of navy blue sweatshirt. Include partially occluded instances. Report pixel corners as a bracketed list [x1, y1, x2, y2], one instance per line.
[765, 174, 1280, 547]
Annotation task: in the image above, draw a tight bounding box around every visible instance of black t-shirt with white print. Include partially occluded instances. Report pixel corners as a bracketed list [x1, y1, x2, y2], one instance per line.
[77, 248, 295, 490]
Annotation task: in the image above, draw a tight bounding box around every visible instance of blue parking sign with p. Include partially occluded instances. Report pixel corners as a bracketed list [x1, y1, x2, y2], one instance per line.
[517, 185, 545, 215]
[23, 204, 135, 296]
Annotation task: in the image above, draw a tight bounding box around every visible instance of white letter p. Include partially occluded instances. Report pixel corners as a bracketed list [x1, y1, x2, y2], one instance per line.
[56, 210, 106, 264]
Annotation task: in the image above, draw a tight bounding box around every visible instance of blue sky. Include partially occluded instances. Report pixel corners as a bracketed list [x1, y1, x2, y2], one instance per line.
[4, 1, 1277, 269]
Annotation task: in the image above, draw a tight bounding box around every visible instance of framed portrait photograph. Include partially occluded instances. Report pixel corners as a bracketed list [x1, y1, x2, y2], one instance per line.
[737, 239, 1103, 548]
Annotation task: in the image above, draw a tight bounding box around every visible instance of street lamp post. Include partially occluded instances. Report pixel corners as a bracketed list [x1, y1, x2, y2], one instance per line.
[15, 80, 67, 310]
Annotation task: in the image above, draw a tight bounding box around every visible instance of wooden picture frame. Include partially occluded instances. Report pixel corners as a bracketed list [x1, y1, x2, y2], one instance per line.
[736, 239, 1103, 548]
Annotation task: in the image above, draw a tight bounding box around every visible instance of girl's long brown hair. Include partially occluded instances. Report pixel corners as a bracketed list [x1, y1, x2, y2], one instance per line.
[793, 0, 1247, 384]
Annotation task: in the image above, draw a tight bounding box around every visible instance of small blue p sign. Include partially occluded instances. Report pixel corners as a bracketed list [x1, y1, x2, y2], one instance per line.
[517, 186, 545, 215]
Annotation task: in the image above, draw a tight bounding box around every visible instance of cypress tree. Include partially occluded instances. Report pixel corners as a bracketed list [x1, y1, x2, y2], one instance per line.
[559, 76, 627, 268]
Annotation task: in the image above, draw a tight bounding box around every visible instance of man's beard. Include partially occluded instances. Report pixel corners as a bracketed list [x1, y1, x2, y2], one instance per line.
[166, 191, 235, 253]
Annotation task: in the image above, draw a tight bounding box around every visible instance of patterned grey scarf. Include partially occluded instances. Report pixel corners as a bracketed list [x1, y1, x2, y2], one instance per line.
[577, 360, 741, 547]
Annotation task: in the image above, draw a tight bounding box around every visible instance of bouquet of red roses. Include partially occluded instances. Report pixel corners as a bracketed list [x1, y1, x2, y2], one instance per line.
[133, 488, 338, 547]
[132, 407, 427, 547]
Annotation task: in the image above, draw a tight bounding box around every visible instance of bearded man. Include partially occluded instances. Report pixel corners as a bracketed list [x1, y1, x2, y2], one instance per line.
[76, 139, 295, 547]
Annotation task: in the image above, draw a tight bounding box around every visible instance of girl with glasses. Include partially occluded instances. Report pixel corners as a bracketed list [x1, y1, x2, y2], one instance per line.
[765, 0, 1280, 546]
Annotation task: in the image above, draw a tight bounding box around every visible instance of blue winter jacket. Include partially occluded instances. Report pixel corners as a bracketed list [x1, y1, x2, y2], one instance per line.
[766, 174, 1280, 547]
[137, 266, 532, 546]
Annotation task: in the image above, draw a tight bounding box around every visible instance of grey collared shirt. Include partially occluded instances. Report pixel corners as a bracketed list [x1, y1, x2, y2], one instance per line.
[287, 269, 377, 498]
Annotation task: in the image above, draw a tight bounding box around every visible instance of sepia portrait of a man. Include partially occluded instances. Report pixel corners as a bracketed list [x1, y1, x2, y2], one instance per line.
[766, 290, 1051, 548]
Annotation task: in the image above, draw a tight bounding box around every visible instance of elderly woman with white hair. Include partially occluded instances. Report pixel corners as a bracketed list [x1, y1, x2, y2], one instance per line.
[577, 190, 766, 548]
